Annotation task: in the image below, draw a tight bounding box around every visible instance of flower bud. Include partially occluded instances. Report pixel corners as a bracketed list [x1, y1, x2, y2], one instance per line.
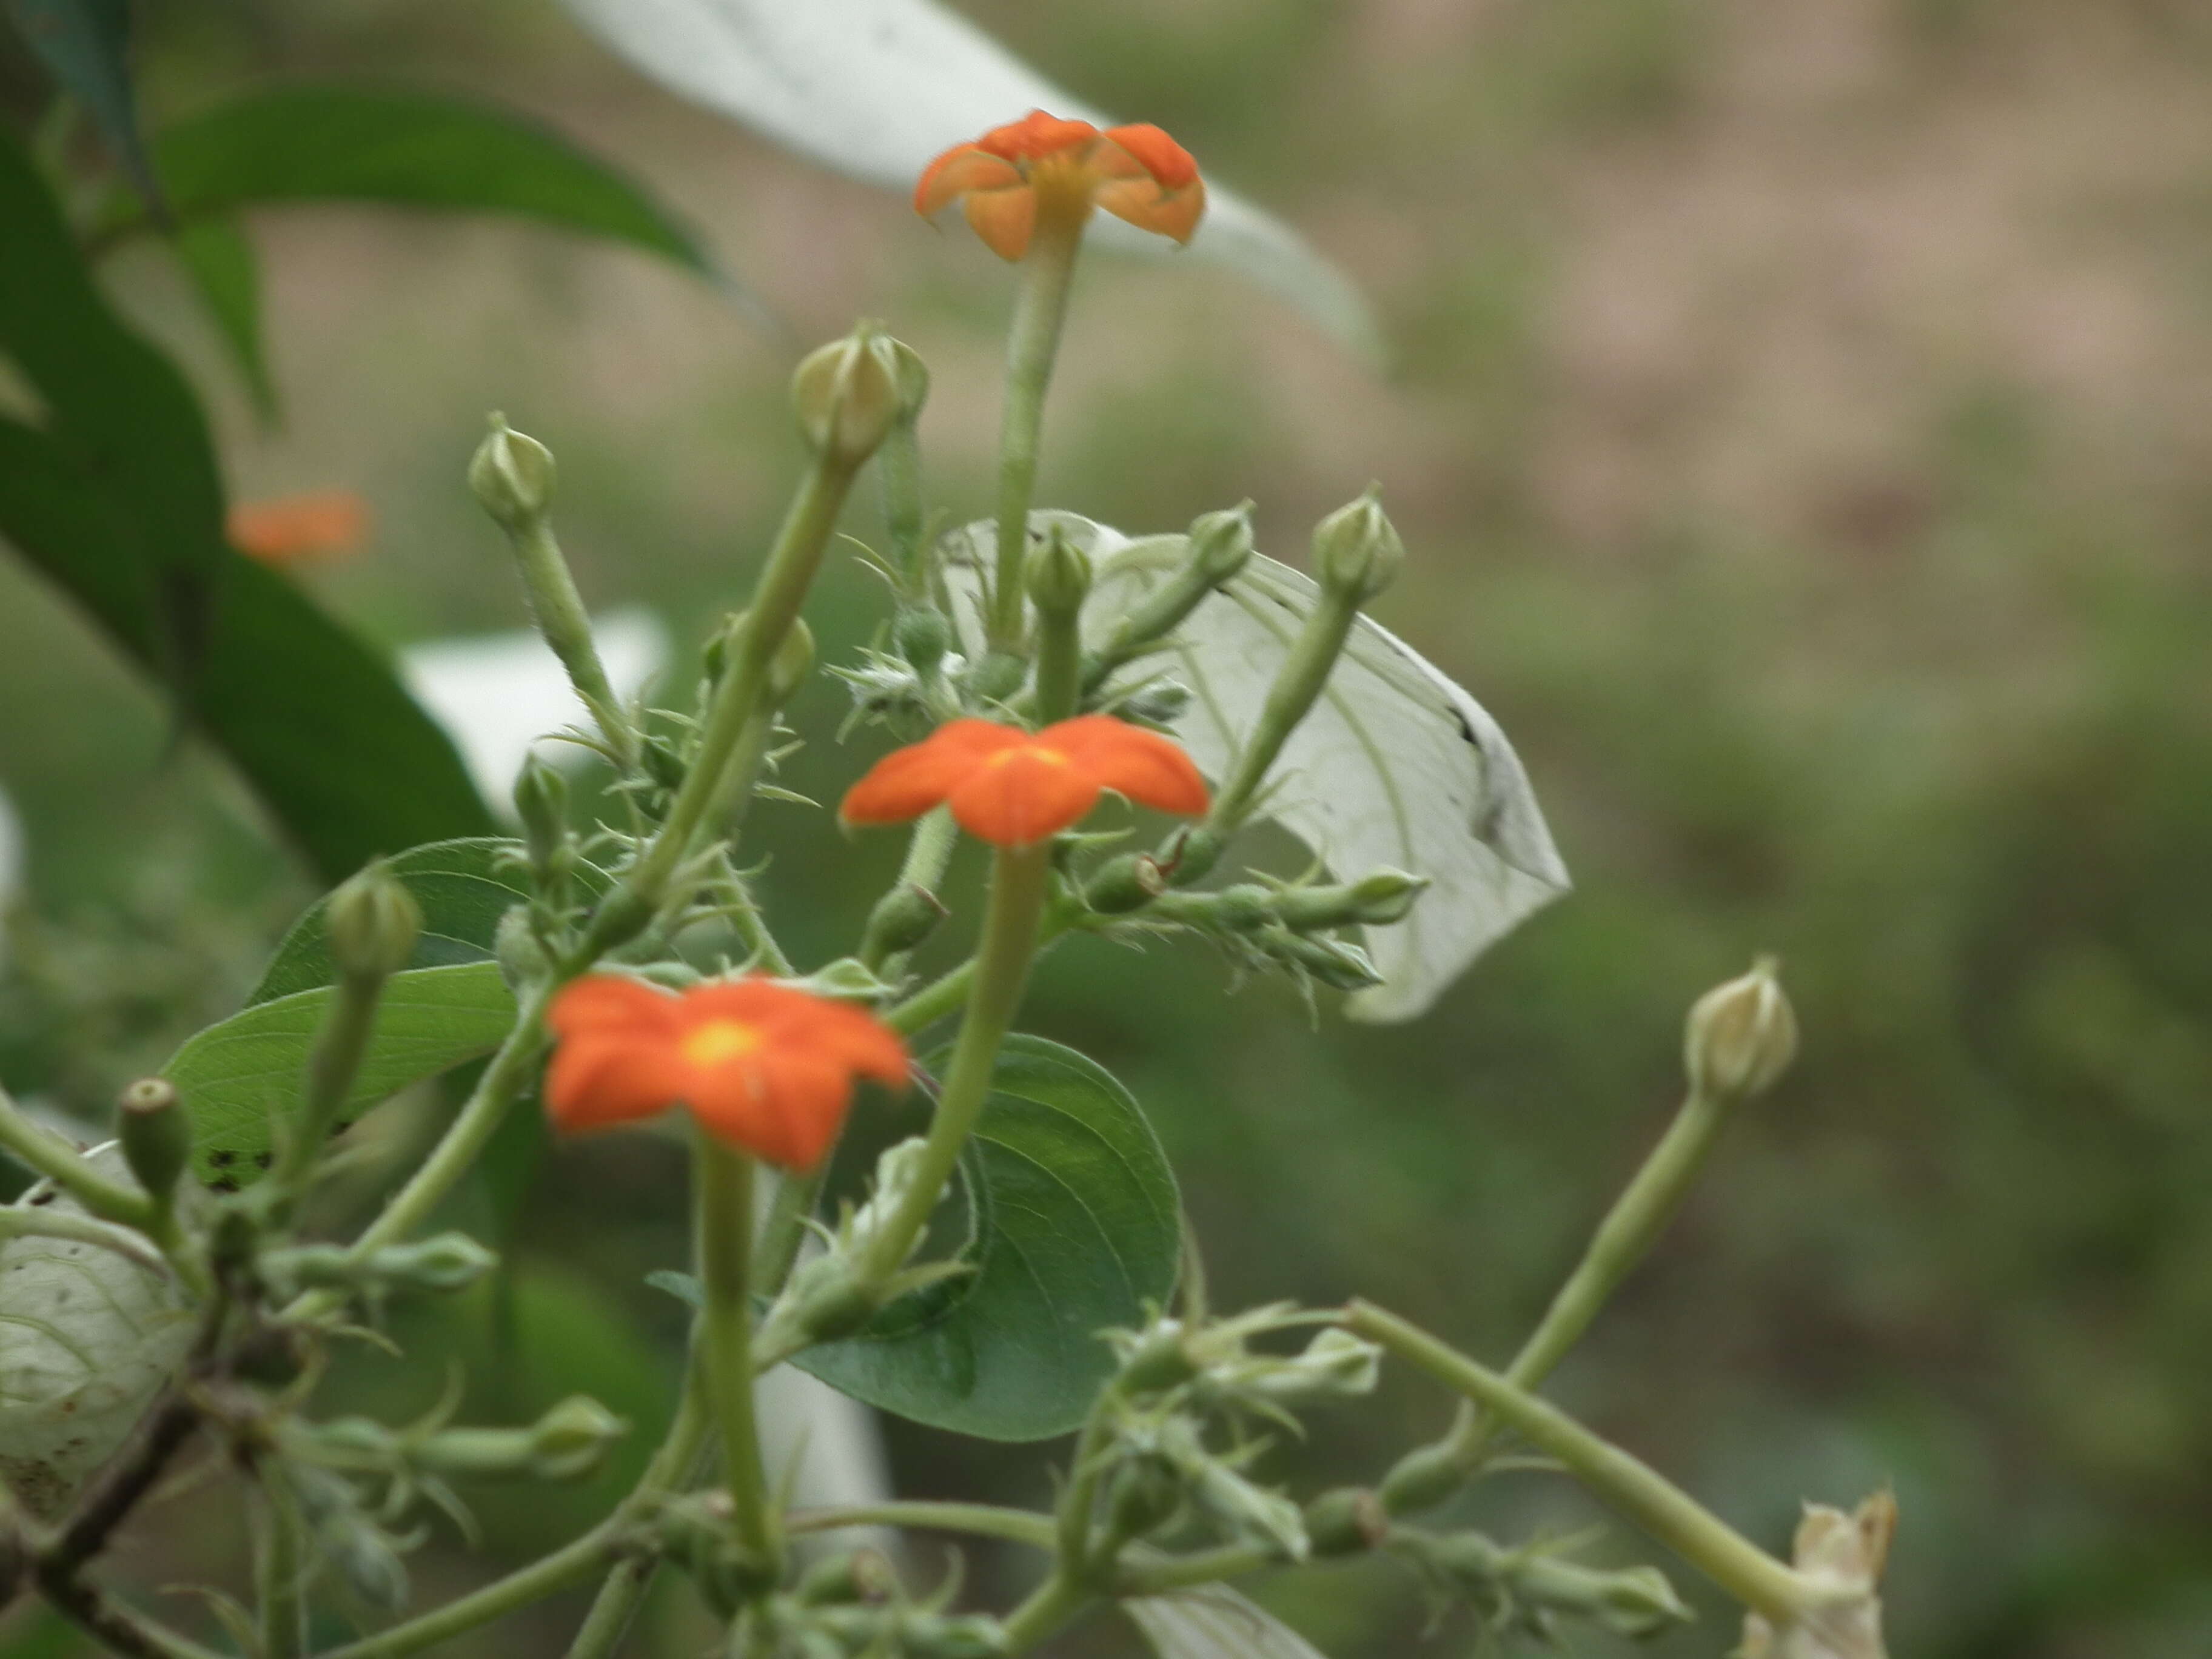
[327, 860, 423, 984]
[1378, 1435, 1471, 1517]
[791, 324, 923, 469]
[1189, 501, 1256, 586]
[513, 751, 570, 876]
[367, 1232, 498, 1294]
[1212, 885, 1273, 931]
[1103, 1455, 1184, 1543]
[1026, 525, 1093, 620]
[1084, 853, 1168, 917]
[768, 617, 817, 706]
[1116, 680, 1195, 726]
[1302, 1487, 1387, 1558]
[1271, 870, 1429, 931]
[116, 1078, 190, 1205]
[468, 413, 555, 534]
[1165, 824, 1227, 886]
[798, 1549, 897, 1606]
[1113, 1319, 1199, 1394]
[862, 883, 947, 962]
[494, 905, 552, 991]
[1312, 486, 1403, 605]
[1517, 1556, 1694, 1640]
[1684, 954, 1798, 1102]
[900, 1614, 1008, 1659]
[1249, 1329, 1382, 1403]
[894, 606, 954, 677]
[1272, 928, 1384, 991]
[525, 1395, 629, 1481]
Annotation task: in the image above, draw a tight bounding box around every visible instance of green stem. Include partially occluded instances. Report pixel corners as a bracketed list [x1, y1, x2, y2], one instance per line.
[857, 843, 1053, 1282]
[1344, 1301, 1815, 1623]
[1205, 598, 1359, 839]
[695, 1135, 777, 1572]
[511, 520, 638, 769]
[0, 1204, 167, 1272]
[253, 1476, 307, 1659]
[998, 1574, 1093, 1655]
[0, 1084, 152, 1228]
[321, 1526, 634, 1659]
[880, 415, 928, 597]
[988, 200, 1088, 651]
[884, 956, 977, 1037]
[269, 968, 386, 1205]
[1032, 594, 1083, 725]
[786, 1501, 1056, 1549]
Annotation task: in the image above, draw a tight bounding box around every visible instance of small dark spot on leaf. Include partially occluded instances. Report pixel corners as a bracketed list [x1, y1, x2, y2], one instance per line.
[209, 1150, 235, 1168]
[211, 1175, 240, 1194]
[252, 1151, 273, 1170]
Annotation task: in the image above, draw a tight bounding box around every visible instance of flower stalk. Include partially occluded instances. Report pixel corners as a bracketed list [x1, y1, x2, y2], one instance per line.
[694, 1133, 779, 1580]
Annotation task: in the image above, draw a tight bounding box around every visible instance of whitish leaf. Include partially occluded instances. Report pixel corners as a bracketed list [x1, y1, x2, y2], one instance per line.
[1128, 1587, 1331, 1659]
[554, 0, 1382, 363]
[0, 1146, 196, 1518]
[942, 515, 1570, 1022]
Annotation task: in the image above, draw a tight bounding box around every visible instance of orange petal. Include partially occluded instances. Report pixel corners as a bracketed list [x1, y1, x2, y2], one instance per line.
[1096, 173, 1206, 246]
[550, 974, 676, 1039]
[545, 1038, 688, 1133]
[841, 720, 1030, 825]
[916, 144, 1022, 216]
[1101, 124, 1200, 190]
[963, 184, 1038, 261]
[946, 747, 1101, 845]
[1044, 715, 1210, 816]
[799, 1000, 911, 1089]
[227, 491, 370, 565]
[689, 1049, 849, 1171]
[979, 110, 1100, 164]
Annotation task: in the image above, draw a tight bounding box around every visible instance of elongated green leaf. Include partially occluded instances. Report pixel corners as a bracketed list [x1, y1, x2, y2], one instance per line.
[106, 85, 717, 281]
[251, 837, 606, 1005]
[557, 0, 1381, 361]
[0, 133, 494, 880]
[163, 961, 518, 1187]
[796, 1035, 1179, 1441]
[170, 216, 276, 421]
[1127, 1589, 1330, 1659]
[2, 0, 161, 207]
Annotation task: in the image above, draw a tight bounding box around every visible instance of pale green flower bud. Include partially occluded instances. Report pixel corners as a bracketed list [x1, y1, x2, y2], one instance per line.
[894, 606, 954, 677]
[468, 413, 555, 533]
[1272, 870, 1429, 931]
[1684, 954, 1798, 1102]
[115, 1078, 190, 1205]
[525, 1395, 629, 1481]
[1313, 486, 1403, 605]
[862, 882, 947, 962]
[1190, 501, 1257, 585]
[791, 324, 923, 468]
[512, 751, 570, 876]
[368, 1233, 498, 1294]
[327, 860, 422, 984]
[768, 617, 817, 705]
[1212, 885, 1273, 931]
[1026, 524, 1093, 619]
[1248, 1328, 1382, 1402]
[798, 1548, 897, 1606]
[1084, 853, 1168, 917]
[1516, 1556, 1694, 1640]
[1302, 1486, 1387, 1558]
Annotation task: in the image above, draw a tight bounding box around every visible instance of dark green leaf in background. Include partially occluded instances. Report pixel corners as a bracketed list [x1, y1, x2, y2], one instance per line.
[1, 0, 163, 208]
[797, 1035, 1181, 1441]
[169, 216, 276, 421]
[112, 84, 722, 283]
[0, 132, 494, 881]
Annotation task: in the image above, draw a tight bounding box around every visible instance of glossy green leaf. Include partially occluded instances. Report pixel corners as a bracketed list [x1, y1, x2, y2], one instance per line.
[109, 85, 717, 281]
[170, 216, 276, 421]
[250, 837, 606, 1004]
[2, 0, 161, 207]
[796, 1035, 1179, 1441]
[1127, 1589, 1330, 1659]
[163, 961, 518, 1187]
[0, 132, 495, 882]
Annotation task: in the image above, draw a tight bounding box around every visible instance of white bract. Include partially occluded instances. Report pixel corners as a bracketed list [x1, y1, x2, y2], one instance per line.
[1127, 1587, 1330, 1659]
[0, 1145, 196, 1517]
[554, 0, 1383, 363]
[940, 515, 1571, 1022]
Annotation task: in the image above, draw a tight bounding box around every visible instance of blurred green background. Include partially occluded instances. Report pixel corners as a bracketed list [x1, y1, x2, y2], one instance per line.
[5, 2, 2212, 1656]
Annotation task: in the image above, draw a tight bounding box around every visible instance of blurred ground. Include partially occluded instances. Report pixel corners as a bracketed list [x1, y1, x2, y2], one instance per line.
[4, 1, 2212, 1655]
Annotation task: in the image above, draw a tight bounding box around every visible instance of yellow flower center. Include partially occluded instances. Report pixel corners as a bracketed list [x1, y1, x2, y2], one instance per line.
[682, 1018, 763, 1068]
[987, 745, 1068, 769]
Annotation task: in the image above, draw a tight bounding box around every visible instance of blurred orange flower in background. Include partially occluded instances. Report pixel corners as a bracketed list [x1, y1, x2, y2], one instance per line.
[916, 110, 1205, 260]
[545, 975, 908, 1170]
[226, 490, 370, 566]
[841, 714, 1208, 846]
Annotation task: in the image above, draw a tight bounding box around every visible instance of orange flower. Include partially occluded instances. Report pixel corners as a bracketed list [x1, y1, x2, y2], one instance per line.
[915, 110, 1205, 261]
[226, 491, 370, 566]
[841, 715, 1208, 846]
[545, 976, 908, 1170]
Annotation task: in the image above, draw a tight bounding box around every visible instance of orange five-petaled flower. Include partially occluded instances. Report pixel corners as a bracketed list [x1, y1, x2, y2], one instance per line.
[841, 715, 1208, 847]
[916, 110, 1205, 261]
[545, 976, 907, 1171]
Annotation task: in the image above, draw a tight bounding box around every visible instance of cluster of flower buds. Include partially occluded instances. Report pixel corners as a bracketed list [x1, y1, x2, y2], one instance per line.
[1085, 503, 1256, 689]
[284, 1461, 415, 1612]
[1391, 1527, 1694, 1643]
[259, 1232, 497, 1305]
[757, 1139, 971, 1353]
[1107, 1305, 1384, 1419]
[1101, 1410, 1310, 1563]
[1086, 868, 1427, 997]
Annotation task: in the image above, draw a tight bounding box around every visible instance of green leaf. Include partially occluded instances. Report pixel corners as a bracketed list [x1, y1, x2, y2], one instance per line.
[2, 0, 162, 209]
[250, 837, 606, 1004]
[796, 1035, 1179, 1441]
[1126, 1589, 1330, 1659]
[170, 216, 276, 421]
[0, 132, 495, 882]
[163, 961, 518, 1187]
[108, 85, 718, 281]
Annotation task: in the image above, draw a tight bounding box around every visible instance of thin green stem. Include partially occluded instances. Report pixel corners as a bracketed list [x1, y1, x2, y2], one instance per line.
[511, 520, 638, 769]
[786, 1502, 1057, 1550]
[1204, 599, 1358, 840]
[884, 956, 976, 1036]
[253, 1477, 307, 1659]
[988, 198, 1088, 651]
[857, 843, 1053, 1282]
[695, 1135, 777, 1572]
[998, 1574, 1093, 1655]
[1032, 595, 1083, 726]
[269, 968, 386, 1205]
[1344, 1301, 1816, 1623]
[320, 1527, 632, 1659]
[0, 1084, 152, 1227]
[880, 416, 927, 597]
